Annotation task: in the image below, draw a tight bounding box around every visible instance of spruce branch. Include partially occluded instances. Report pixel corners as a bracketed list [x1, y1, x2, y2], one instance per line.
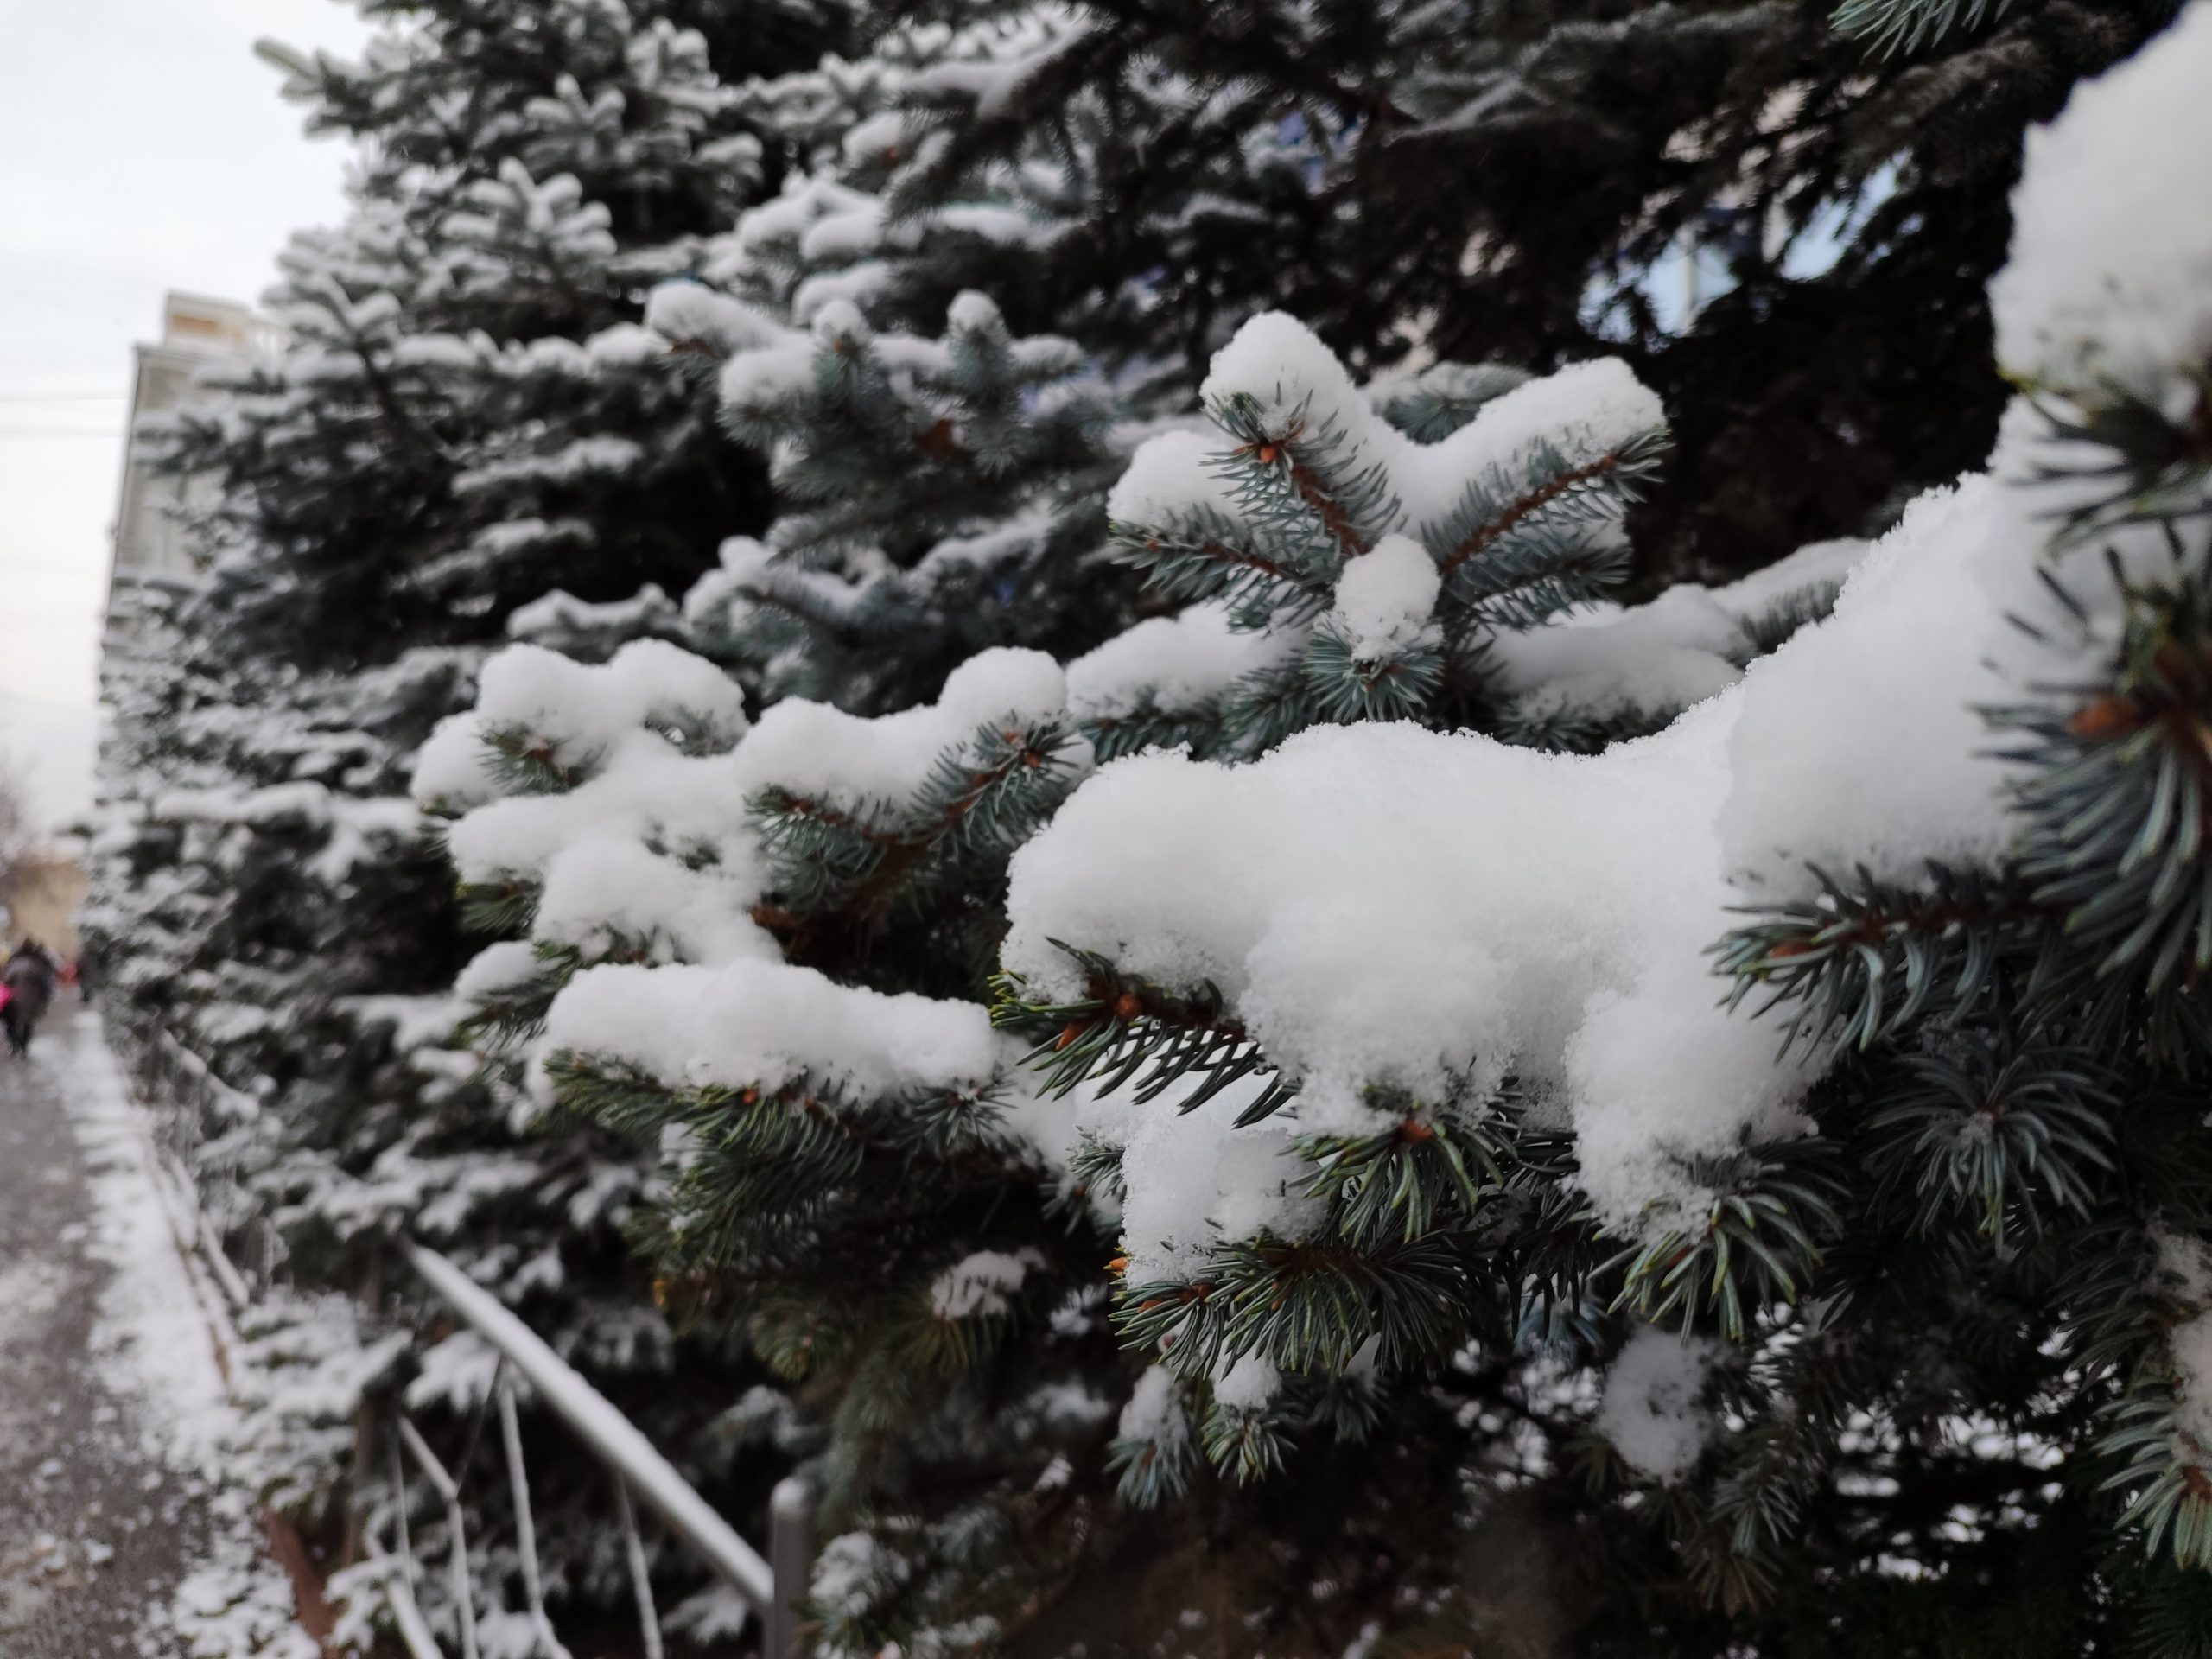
[454, 939, 580, 1048]
[904, 1288, 1016, 1374]
[1605, 1143, 1847, 1340]
[458, 875, 542, 939]
[1107, 1400, 1199, 1510]
[1201, 1396, 1295, 1484]
[1119, 1234, 1469, 1379]
[1712, 862, 2045, 1051]
[1111, 506, 1338, 621]
[2104, 1395, 2212, 1570]
[992, 943, 1299, 1124]
[1495, 699, 1673, 755]
[1869, 1027, 2116, 1247]
[1078, 696, 1225, 764]
[1696, 1325, 1860, 1605]
[2056, 1220, 2172, 1381]
[1299, 1093, 1516, 1250]
[543, 1052, 870, 1239]
[1998, 568, 2212, 1001]
[1301, 625, 1445, 725]
[2024, 376, 2212, 548]
[478, 718, 592, 793]
[1432, 427, 1667, 587]
[1211, 391, 1398, 566]
[1831, 0, 2016, 55]
[1436, 525, 1635, 632]
[1373, 364, 1532, 442]
[1732, 581, 1845, 663]
[1217, 658, 1324, 760]
[753, 716, 1081, 921]
[1065, 1130, 1128, 1211]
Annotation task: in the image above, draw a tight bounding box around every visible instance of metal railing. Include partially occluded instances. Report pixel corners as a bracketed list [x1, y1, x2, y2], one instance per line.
[118, 1020, 288, 1298]
[116, 1015, 814, 1657]
[381, 1242, 816, 1659]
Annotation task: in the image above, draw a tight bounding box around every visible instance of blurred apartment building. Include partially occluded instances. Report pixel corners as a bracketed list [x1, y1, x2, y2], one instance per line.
[4, 294, 281, 952]
[104, 291, 278, 661]
[3, 852, 86, 956]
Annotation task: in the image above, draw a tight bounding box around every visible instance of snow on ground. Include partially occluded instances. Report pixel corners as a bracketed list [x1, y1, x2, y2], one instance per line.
[59, 1010, 320, 1658]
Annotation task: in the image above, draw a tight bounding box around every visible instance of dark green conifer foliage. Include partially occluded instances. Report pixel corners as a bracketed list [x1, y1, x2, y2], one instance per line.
[850, 0, 2177, 582]
[88, 0, 839, 1634]
[479, 7, 2212, 1649]
[97, 0, 2212, 1654]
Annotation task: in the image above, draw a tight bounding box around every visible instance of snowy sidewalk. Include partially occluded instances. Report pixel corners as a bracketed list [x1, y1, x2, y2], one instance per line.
[0, 1005, 291, 1656]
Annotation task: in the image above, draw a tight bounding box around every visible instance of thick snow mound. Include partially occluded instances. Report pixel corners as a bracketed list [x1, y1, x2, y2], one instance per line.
[542, 958, 1004, 1103]
[1719, 478, 2021, 896]
[1002, 700, 1820, 1225]
[413, 639, 748, 809]
[1109, 314, 1662, 538]
[1992, 2, 2212, 402]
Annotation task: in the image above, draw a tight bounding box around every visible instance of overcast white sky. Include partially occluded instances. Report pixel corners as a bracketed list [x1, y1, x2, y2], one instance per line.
[0, 0, 371, 827]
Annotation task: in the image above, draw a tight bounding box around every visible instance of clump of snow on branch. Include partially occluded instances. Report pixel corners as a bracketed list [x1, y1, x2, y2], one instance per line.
[505, 584, 679, 648]
[1003, 700, 1825, 1227]
[930, 1249, 1041, 1319]
[1107, 313, 1662, 532]
[430, 640, 1087, 1037]
[1116, 1366, 1190, 1452]
[1595, 1327, 1724, 1481]
[1076, 1070, 1325, 1282]
[1490, 537, 1865, 730]
[2156, 1230, 2212, 1448]
[1718, 479, 2026, 896]
[414, 639, 749, 810]
[1327, 534, 1442, 657]
[543, 958, 1006, 1103]
[1989, 0, 2212, 403]
[1065, 602, 1300, 726]
[737, 647, 1074, 804]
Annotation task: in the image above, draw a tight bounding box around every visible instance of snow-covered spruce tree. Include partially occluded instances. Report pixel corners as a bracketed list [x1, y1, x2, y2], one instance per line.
[650, 282, 1128, 714]
[194, 0, 818, 663]
[623, 5, 1286, 715]
[798, 0, 2176, 589]
[88, 0, 835, 1643]
[417, 8, 2212, 1653]
[572, 0, 2184, 763]
[996, 11, 2212, 1649]
[419, 277, 1848, 1652]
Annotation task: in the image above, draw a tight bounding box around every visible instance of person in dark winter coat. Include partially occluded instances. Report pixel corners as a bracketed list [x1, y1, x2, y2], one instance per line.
[3, 941, 58, 1056]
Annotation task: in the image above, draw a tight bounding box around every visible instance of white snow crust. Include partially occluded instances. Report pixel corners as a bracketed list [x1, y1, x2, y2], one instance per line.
[1107, 315, 1662, 539]
[1990, 0, 2212, 403]
[541, 959, 1007, 1105]
[1595, 1326, 1723, 1481]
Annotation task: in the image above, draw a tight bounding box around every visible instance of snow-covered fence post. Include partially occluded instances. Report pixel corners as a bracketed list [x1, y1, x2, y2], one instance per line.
[769, 1477, 816, 1659]
[614, 1476, 665, 1659]
[396, 1414, 480, 1659]
[495, 1368, 575, 1659]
